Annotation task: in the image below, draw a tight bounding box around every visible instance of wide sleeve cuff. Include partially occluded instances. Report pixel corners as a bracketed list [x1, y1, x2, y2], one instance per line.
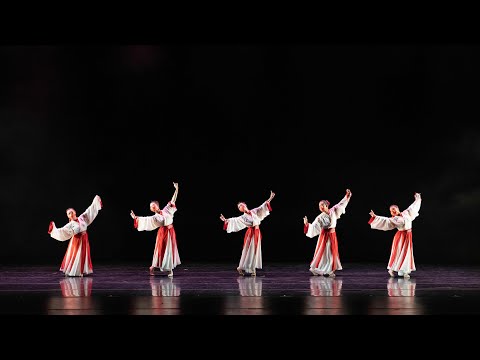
[48, 221, 54, 234]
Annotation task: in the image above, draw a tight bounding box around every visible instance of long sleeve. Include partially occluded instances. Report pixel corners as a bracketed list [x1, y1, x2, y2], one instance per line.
[50, 222, 74, 242]
[331, 195, 350, 219]
[368, 215, 404, 231]
[79, 195, 102, 226]
[402, 198, 421, 221]
[305, 213, 331, 238]
[136, 213, 164, 232]
[251, 201, 272, 221]
[224, 216, 248, 233]
[162, 201, 177, 216]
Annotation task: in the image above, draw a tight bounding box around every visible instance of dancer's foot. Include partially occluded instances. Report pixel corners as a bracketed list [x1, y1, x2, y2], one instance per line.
[168, 271, 173, 278]
[149, 266, 155, 276]
[403, 273, 410, 279]
[310, 269, 319, 276]
[388, 270, 394, 277]
[237, 267, 244, 276]
[328, 271, 336, 277]
[252, 271, 256, 277]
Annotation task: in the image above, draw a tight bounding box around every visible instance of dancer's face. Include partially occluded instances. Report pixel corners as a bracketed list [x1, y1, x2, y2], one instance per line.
[150, 202, 160, 213]
[390, 206, 400, 216]
[66, 208, 77, 221]
[319, 201, 329, 213]
[237, 202, 247, 212]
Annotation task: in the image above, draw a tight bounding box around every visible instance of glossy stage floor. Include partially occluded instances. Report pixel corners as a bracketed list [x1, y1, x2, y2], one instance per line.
[1, 262, 480, 316]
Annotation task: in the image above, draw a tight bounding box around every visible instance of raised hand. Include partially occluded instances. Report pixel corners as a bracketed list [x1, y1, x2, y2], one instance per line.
[220, 214, 226, 222]
[173, 182, 179, 189]
[130, 210, 137, 219]
[346, 189, 352, 198]
[303, 216, 308, 225]
[414, 192, 421, 200]
[369, 210, 375, 217]
[268, 190, 276, 202]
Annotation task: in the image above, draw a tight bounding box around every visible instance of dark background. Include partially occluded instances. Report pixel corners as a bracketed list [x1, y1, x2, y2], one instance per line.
[1, 44, 478, 266]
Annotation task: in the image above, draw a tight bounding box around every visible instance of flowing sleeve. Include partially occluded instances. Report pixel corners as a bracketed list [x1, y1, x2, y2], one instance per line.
[79, 195, 102, 226]
[331, 195, 350, 219]
[402, 198, 421, 221]
[135, 213, 164, 232]
[368, 215, 404, 231]
[251, 201, 272, 221]
[305, 213, 331, 238]
[49, 222, 74, 242]
[162, 201, 177, 216]
[224, 215, 248, 233]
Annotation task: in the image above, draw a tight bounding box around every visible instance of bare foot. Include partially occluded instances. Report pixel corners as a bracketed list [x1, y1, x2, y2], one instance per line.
[149, 267, 155, 276]
[388, 270, 394, 277]
[237, 267, 244, 276]
[404, 273, 410, 279]
[168, 271, 173, 278]
[328, 272, 336, 277]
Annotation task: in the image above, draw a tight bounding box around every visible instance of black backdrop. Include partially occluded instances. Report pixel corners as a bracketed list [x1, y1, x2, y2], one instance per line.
[1, 44, 478, 266]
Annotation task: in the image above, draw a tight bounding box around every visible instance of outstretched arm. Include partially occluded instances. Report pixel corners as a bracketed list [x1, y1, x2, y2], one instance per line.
[368, 209, 401, 231]
[170, 182, 179, 204]
[48, 221, 74, 241]
[220, 213, 248, 233]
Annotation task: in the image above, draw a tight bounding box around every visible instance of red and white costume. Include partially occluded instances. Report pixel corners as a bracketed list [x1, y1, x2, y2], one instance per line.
[223, 201, 272, 274]
[368, 197, 421, 276]
[134, 201, 181, 272]
[304, 194, 351, 275]
[48, 195, 102, 277]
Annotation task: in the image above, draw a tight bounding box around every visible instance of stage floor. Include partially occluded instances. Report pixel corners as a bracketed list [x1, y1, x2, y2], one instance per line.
[1, 262, 480, 315]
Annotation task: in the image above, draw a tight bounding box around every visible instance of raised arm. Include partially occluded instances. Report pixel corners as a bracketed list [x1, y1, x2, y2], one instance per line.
[253, 190, 275, 220]
[331, 189, 351, 219]
[402, 192, 421, 221]
[170, 182, 179, 204]
[267, 190, 275, 203]
[79, 195, 103, 226]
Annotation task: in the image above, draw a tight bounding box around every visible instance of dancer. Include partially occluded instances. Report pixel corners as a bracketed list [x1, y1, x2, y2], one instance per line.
[368, 192, 421, 279]
[220, 190, 275, 276]
[48, 195, 103, 277]
[131, 182, 180, 277]
[304, 189, 352, 277]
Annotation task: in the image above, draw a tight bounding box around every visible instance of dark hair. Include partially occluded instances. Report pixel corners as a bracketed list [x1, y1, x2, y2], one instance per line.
[150, 200, 160, 207]
[237, 201, 246, 207]
[66, 207, 75, 213]
[319, 200, 330, 207]
[390, 204, 399, 210]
